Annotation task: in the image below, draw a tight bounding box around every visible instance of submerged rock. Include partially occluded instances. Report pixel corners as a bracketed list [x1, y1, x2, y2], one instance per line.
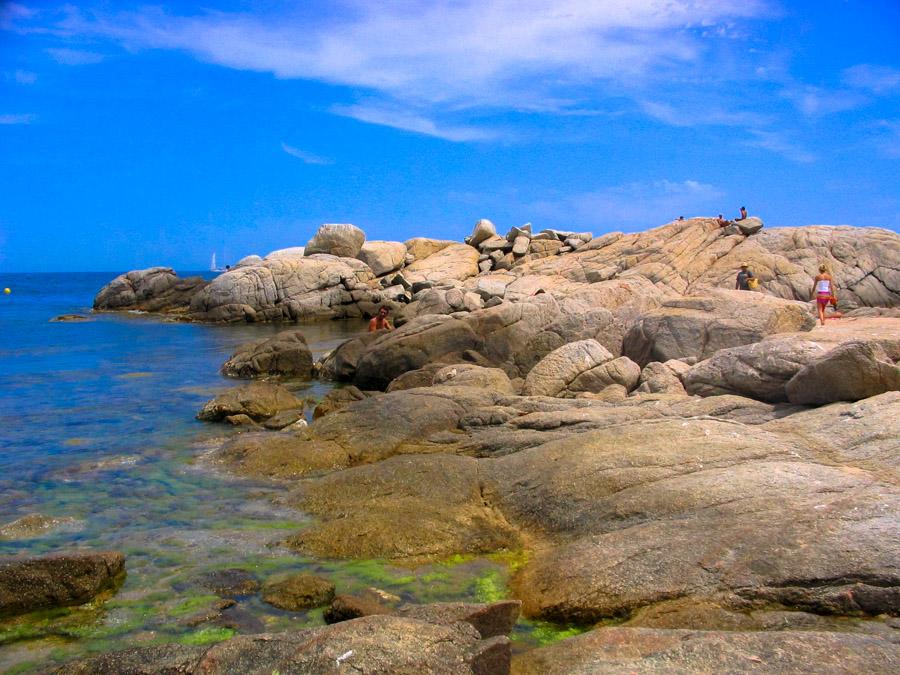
[221, 330, 314, 379]
[262, 573, 335, 611]
[192, 568, 260, 598]
[0, 551, 125, 617]
[0, 513, 81, 541]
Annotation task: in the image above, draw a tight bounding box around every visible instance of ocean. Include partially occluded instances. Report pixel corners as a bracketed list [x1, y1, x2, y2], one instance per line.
[0, 273, 538, 671]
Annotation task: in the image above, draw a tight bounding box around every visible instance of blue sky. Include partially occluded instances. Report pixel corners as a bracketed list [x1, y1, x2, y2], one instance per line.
[1, 0, 898, 272]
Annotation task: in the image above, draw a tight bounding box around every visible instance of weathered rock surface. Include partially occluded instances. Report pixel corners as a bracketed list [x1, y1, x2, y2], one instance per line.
[192, 568, 260, 598]
[0, 551, 125, 617]
[197, 382, 303, 422]
[521, 340, 614, 397]
[304, 222, 366, 258]
[786, 339, 900, 405]
[286, 454, 520, 560]
[342, 291, 625, 389]
[633, 361, 687, 395]
[404, 243, 480, 284]
[221, 330, 314, 379]
[357, 240, 407, 276]
[404, 237, 456, 261]
[93, 267, 207, 313]
[624, 290, 816, 366]
[261, 573, 335, 610]
[511, 626, 900, 674]
[189, 254, 376, 322]
[468, 219, 497, 247]
[684, 339, 828, 401]
[53, 613, 511, 674]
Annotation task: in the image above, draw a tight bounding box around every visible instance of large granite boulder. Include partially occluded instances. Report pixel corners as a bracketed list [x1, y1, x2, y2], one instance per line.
[93, 267, 207, 313]
[633, 360, 687, 395]
[684, 339, 828, 402]
[0, 551, 125, 617]
[221, 330, 314, 379]
[404, 237, 456, 262]
[511, 626, 899, 674]
[357, 241, 407, 276]
[53, 613, 511, 674]
[188, 254, 376, 322]
[404, 244, 480, 284]
[623, 290, 816, 366]
[304, 223, 366, 258]
[468, 219, 497, 247]
[196, 382, 303, 422]
[521, 340, 614, 397]
[785, 340, 900, 405]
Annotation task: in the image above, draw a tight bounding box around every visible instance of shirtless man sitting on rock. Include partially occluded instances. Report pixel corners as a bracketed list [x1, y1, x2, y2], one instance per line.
[369, 305, 394, 332]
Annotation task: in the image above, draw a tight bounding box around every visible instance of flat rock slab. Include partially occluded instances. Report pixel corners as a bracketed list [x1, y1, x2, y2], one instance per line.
[0, 551, 125, 618]
[54, 614, 511, 674]
[511, 627, 900, 674]
[197, 381, 303, 422]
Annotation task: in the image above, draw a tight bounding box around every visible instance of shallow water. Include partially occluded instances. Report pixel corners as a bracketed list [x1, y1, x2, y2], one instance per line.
[0, 273, 564, 671]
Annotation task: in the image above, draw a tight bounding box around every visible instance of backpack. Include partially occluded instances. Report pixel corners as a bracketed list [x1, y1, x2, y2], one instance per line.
[748, 277, 759, 290]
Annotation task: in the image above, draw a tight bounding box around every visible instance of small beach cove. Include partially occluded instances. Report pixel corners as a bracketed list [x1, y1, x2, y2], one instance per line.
[0, 273, 559, 673]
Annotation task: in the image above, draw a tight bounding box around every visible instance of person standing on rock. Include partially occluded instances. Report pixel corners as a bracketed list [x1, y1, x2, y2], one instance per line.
[735, 263, 755, 291]
[369, 306, 394, 332]
[811, 264, 835, 326]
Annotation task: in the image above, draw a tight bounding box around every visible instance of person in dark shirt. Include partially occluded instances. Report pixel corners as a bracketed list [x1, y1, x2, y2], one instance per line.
[735, 263, 755, 290]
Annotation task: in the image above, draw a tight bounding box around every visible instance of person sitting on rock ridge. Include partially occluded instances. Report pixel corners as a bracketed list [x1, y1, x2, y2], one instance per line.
[369, 305, 394, 332]
[716, 214, 731, 227]
[735, 263, 755, 291]
[736, 206, 748, 221]
[811, 264, 836, 326]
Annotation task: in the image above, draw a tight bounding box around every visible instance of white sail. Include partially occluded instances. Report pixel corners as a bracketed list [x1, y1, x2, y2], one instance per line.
[210, 253, 217, 271]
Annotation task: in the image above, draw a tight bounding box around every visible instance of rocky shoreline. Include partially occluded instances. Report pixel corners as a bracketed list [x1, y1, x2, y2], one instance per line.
[6, 216, 899, 672]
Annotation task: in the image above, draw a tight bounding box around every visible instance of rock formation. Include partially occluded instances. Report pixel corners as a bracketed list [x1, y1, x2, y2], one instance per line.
[221, 329, 314, 379]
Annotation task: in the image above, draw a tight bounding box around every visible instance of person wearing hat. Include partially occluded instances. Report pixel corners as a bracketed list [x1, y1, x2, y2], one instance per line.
[735, 262, 755, 291]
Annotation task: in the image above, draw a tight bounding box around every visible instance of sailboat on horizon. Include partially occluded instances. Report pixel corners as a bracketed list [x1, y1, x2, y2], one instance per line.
[210, 252, 226, 273]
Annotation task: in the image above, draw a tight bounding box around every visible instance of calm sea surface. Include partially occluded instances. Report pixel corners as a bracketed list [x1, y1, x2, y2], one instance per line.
[0, 273, 544, 671]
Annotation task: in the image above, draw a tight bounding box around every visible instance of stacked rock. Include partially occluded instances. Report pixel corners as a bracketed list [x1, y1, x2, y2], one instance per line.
[465, 219, 594, 274]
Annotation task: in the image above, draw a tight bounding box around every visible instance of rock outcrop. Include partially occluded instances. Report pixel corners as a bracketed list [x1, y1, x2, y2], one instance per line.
[356, 240, 407, 276]
[93, 267, 207, 313]
[0, 551, 125, 617]
[624, 290, 816, 365]
[221, 330, 314, 379]
[196, 382, 303, 423]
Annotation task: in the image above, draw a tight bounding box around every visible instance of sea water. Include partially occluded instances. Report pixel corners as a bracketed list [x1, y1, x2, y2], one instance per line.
[0, 273, 541, 671]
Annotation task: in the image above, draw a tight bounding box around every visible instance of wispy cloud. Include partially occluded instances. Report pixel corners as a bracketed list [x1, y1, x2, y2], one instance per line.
[781, 85, 865, 116]
[0, 3, 37, 30]
[639, 100, 771, 128]
[280, 142, 332, 165]
[12, 70, 38, 85]
[46, 47, 105, 65]
[744, 129, 815, 163]
[528, 179, 725, 230]
[843, 64, 900, 95]
[332, 103, 496, 142]
[0, 113, 36, 125]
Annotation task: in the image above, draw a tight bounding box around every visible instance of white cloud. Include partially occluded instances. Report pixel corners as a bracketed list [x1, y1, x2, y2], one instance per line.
[46, 47, 105, 65]
[42, 1, 772, 138]
[527, 179, 725, 229]
[744, 129, 815, 163]
[280, 142, 332, 165]
[843, 64, 900, 95]
[0, 113, 36, 125]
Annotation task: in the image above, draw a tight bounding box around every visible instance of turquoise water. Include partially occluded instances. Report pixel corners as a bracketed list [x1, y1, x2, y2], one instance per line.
[0, 273, 536, 671]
